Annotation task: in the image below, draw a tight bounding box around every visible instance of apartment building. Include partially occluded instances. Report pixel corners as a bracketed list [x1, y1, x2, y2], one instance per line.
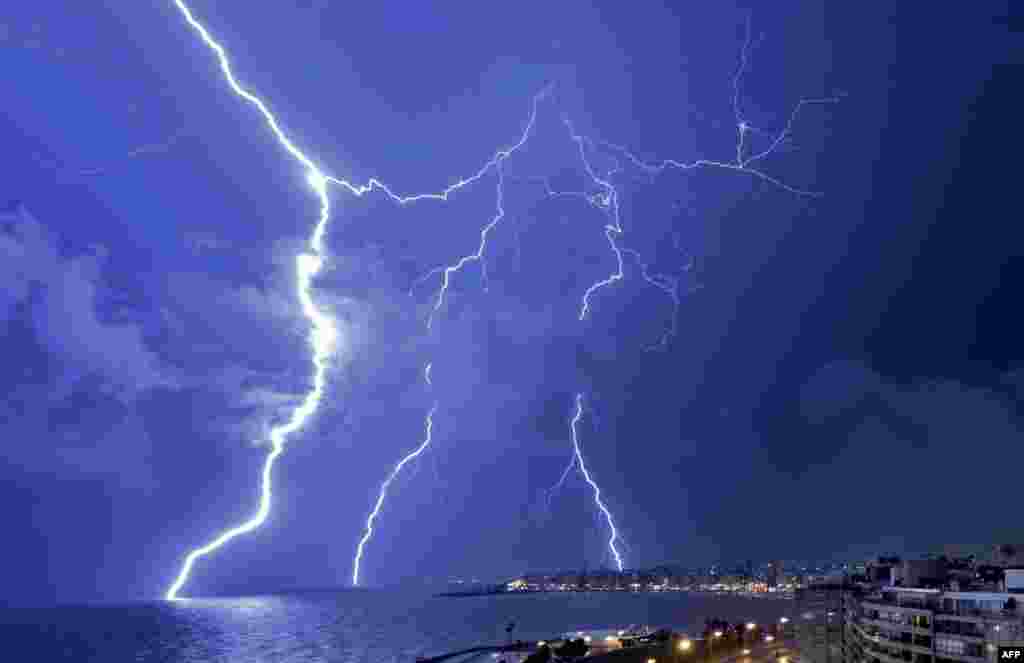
[844, 585, 1023, 663]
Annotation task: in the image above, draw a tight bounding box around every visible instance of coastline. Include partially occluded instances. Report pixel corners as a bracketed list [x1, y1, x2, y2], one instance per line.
[436, 589, 795, 600]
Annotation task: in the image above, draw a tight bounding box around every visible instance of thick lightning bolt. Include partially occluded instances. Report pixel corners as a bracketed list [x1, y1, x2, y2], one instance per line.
[167, 0, 554, 597]
[165, 0, 338, 601]
[570, 393, 623, 572]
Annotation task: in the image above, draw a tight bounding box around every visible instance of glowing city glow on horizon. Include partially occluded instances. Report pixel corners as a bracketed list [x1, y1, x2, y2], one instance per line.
[571, 393, 624, 572]
[164, 0, 836, 596]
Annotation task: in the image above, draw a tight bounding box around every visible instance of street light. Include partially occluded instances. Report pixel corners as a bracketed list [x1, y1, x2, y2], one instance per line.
[765, 635, 775, 643]
[779, 618, 789, 624]
[680, 639, 693, 652]
[746, 623, 757, 631]
[742, 650, 751, 656]
[706, 631, 721, 662]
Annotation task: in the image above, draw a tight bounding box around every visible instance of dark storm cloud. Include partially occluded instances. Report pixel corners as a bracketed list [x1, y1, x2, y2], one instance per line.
[781, 360, 1024, 551]
[799, 359, 882, 423]
[2, 204, 172, 398]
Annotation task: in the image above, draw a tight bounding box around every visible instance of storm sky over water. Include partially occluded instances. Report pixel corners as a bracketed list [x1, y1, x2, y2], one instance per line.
[1, 2, 1021, 605]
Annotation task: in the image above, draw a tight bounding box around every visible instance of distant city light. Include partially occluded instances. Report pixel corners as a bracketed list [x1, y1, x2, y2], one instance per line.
[679, 640, 693, 651]
[765, 635, 775, 643]
[780, 617, 790, 624]
[714, 631, 723, 638]
[746, 622, 757, 630]
[742, 649, 752, 656]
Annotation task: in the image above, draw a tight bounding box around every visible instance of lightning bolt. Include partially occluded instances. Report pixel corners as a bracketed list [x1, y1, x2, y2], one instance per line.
[561, 15, 839, 337]
[401, 85, 550, 329]
[352, 395, 438, 587]
[164, 0, 836, 596]
[164, 0, 338, 601]
[350, 90, 550, 585]
[530, 15, 839, 563]
[165, 0, 551, 594]
[545, 452, 578, 512]
[570, 393, 623, 572]
[351, 16, 838, 583]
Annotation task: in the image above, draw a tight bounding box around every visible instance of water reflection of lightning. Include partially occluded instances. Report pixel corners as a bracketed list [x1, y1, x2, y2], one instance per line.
[570, 393, 623, 572]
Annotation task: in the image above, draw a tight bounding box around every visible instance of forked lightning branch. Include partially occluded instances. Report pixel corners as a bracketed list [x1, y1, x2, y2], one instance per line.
[164, 0, 837, 599]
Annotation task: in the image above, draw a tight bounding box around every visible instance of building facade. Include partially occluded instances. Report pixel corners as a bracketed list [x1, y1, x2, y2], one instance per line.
[769, 561, 783, 589]
[796, 584, 847, 663]
[844, 586, 1024, 663]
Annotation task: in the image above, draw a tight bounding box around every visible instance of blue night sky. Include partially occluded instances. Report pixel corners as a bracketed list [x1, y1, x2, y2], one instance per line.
[1, 2, 1022, 605]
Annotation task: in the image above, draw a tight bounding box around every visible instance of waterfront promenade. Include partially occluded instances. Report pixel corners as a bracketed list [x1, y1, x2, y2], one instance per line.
[589, 639, 796, 663]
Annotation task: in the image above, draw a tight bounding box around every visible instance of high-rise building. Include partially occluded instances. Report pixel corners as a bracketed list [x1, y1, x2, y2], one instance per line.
[769, 560, 783, 588]
[843, 586, 1024, 663]
[795, 583, 846, 663]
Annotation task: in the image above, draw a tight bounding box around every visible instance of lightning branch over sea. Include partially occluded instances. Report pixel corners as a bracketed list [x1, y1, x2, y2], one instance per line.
[529, 14, 838, 562]
[549, 15, 839, 346]
[164, 0, 836, 596]
[352, 374, 438, 587]
[164, 0, 551, 595]
[543, 452, 578, 517]
[570, 393, 624, 572]
[164, 0, 538, 598]
[351, 90, 549, 585]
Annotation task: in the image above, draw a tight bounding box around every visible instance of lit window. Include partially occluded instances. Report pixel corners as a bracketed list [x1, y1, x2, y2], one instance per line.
[935, 639, 965, 656]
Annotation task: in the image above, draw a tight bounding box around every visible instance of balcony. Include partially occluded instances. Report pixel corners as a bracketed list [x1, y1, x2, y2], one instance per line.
[858, 595, 1023, 623]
